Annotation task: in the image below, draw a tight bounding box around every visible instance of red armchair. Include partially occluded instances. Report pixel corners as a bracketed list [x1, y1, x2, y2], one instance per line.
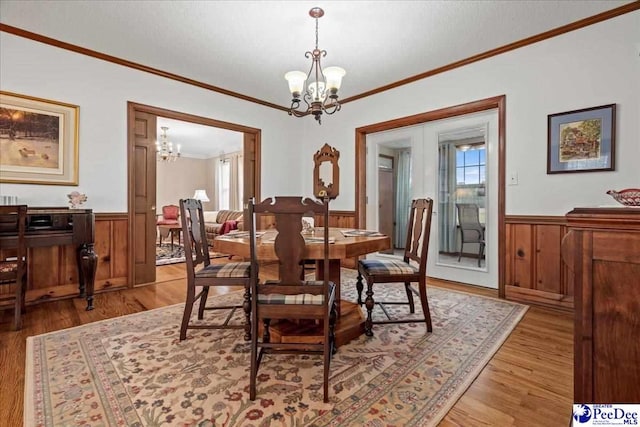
[157, 205, 181, 246]
[157, 205, 180, 225]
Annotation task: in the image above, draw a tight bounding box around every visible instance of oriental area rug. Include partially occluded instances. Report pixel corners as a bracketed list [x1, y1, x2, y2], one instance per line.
[156, 243, 228, 266]
[156, 242, 187, 266]
[25, 273, 527, 427]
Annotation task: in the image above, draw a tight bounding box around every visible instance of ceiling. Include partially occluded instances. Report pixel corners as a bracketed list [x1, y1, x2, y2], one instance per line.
[0, 1, 634, 156]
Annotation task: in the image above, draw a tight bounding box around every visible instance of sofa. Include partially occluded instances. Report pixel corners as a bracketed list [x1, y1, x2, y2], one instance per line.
[203, 210, 244, 245]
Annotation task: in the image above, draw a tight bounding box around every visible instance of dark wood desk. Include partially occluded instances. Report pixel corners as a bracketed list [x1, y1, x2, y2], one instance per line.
[0, 207, 97, 310]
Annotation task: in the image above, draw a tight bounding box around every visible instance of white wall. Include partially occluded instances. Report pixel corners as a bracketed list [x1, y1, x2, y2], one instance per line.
[0, 32, 304, 211]
[156, 157, 209, 213]
[1, 12, 638, 215]
[301, 12, 640, 215]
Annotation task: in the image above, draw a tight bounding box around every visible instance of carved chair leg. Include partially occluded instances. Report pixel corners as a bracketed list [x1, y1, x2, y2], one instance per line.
[323, 343, 331, 403]
[180, 285, 196, 340]
[356, 270, 364, 305]
[243, 285, 251, 341]
[197, 286, 209, 320]
[417, 281, 433, 332]
[21, 273, 27, 313]
[364, 281, 375, 337]
[404, 282, 415, 313]
[249, 320, 258, 401]
[263, 319, 271, 343]
[13, 274, 25, 330]
[329, 300, 338, 354]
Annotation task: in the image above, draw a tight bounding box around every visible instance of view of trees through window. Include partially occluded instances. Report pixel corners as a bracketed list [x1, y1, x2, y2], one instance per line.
[456, 146, 486, 185]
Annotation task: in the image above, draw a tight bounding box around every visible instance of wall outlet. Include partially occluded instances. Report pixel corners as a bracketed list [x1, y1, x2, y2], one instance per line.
[509, 172, 519, 186]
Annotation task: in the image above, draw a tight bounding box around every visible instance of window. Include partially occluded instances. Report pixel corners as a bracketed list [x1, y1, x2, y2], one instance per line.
[218, 159, 230, 210]
[456, 146, 485, 185]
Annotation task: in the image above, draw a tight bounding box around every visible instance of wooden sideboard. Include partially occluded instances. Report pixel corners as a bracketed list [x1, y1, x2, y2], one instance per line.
[562, 207, 640, 403]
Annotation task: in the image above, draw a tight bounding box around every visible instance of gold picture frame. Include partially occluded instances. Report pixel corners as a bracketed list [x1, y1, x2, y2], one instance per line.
[0, 91, 79, 185]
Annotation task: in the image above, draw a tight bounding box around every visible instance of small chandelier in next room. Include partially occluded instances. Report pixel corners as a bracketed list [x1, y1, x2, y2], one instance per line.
[156, 126, 180, 162]
[285, 7, 346, 125]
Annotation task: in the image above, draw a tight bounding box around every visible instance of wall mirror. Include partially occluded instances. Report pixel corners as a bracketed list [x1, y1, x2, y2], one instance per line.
[313, 143, 340, 199]
[437, 126, 487, 271]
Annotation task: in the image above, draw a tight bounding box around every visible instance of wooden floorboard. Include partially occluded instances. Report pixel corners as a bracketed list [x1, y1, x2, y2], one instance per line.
[0, 261, 573, 426]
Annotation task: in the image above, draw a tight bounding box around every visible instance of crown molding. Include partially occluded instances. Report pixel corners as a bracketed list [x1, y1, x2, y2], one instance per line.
[1, 1, 638, 111]
[339, 1, 640, 104]
[0, 23, 289, 112]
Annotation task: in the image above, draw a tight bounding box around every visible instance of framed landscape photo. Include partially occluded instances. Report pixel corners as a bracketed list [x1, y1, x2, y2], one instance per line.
[0, 91, 79, 185]
[547, 104, 615, 174]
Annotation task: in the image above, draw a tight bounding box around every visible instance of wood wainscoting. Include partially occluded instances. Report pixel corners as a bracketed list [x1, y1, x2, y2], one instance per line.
[4, 211, 574, 310]
[0, 213, 129, 306]
[505, 215, 573, 310]
[3, 211, 355, 308]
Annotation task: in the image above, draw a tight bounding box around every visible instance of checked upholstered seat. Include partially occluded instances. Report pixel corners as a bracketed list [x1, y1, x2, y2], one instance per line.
[358, 259, 418, 276]
[195, 262, 251, 278]
[356, 198, 434, 337]
[257, 281, 336, 305]
[178, 198, 252, 341]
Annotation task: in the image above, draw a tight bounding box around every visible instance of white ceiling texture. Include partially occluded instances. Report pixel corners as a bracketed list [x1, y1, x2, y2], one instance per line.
[1, 1, 633, 157]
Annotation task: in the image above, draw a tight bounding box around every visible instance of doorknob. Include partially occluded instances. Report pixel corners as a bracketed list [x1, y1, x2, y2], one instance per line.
[151, 206, 156, 211]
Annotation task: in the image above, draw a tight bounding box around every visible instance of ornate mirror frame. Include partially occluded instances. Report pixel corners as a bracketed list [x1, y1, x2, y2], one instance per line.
[313, 143, 340, 199]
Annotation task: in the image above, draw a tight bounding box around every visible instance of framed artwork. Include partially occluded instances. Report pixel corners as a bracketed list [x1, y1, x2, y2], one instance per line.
[547, 104, 615, 174]
[0, 91, 79, 185]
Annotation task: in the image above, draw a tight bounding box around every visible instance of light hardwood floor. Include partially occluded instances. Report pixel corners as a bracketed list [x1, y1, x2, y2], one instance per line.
[0, 262, 573, 426]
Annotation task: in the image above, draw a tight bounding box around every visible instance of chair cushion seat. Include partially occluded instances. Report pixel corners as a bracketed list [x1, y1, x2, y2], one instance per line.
[359, 259, 418, 276]
[258, 282, 335, 305]
[157, 219, 180, 225]
[196, 262, 251, 278]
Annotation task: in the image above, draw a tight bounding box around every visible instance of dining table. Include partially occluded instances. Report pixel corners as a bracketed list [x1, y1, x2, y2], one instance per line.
[214, 227, 391, 345]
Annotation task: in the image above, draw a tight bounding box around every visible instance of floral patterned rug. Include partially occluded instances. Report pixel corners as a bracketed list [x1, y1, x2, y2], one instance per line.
[25, 272, 527, 426]
[156, 243, 228, 266]
[156, 242, 187, 266]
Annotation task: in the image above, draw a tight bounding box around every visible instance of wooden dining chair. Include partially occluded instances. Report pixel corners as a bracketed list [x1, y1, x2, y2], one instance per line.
[455, 203, 485, 267]
[248, 196, 337, 403]
[178, 199, 251, 341]
[356, 198, 433, 336]
[0, 205, 28, 330]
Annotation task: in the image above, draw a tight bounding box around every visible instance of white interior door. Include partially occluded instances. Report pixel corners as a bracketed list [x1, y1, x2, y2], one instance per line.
[422, 109, 499, 288]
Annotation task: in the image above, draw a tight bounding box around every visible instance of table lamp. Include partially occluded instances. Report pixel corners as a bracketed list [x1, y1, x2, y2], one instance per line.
[193, 189, 210, 202]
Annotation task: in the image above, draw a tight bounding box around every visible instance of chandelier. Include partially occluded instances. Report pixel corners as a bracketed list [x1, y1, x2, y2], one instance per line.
[285, 7, 346, 125]
[156, 126, 180, 162]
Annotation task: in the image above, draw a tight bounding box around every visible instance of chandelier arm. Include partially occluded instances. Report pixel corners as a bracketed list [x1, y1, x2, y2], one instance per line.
[289, 109, 312, 118]
[288, 91, 313, 117]
[302, 91, 314, 109]
[323, 103, 341, 115]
